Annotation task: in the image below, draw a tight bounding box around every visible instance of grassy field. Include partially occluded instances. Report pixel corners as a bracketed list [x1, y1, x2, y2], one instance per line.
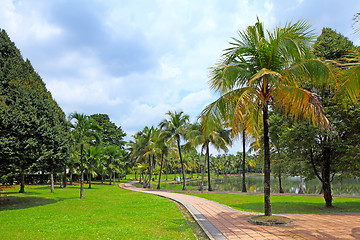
[184, 192, 360, 214]
[0, 183, 202, 240]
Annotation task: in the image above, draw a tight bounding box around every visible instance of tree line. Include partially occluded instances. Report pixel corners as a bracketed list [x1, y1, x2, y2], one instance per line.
[0, 29, 128, 198]
[1, 17, 360, 218]
[128, 20, 360, 217]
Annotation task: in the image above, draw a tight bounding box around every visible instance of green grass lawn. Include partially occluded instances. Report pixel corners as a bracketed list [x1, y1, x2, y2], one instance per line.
[184, 192, 360, 214]
[0, 183, 200, 240]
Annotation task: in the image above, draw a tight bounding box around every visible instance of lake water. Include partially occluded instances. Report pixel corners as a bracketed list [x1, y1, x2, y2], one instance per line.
[188, 174, 360, 196]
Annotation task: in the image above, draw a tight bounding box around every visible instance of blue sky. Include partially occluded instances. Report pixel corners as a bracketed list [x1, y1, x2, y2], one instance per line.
[1, 0, 359, 153]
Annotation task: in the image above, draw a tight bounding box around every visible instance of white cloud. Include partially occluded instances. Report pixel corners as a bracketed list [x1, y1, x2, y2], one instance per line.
[1, 0, 359, 153]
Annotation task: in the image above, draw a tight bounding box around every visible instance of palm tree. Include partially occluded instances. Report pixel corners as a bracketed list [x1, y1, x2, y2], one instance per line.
[156, 130, 170, 190]
[69, 113, 101, 199]
[187, 122, 231, 191]
[128, 126, 157, 188]
[159, 111, 189, 190]
[86, 145, 103, 189]
[104, 145, 122, 187]
[202, 19, 331, 216]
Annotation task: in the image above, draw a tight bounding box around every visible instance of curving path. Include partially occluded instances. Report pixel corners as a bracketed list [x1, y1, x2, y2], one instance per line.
[120, 183, 360, 240]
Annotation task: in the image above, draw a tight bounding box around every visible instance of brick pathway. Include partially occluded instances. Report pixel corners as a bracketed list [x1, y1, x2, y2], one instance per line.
[120, 183, 360, 240]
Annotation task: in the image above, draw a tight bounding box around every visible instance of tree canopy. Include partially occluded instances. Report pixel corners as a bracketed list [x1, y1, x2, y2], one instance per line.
[0, 29, 70, 191]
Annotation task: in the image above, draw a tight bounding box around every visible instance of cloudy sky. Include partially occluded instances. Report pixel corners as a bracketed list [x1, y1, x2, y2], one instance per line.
[1, 0, 359, 153]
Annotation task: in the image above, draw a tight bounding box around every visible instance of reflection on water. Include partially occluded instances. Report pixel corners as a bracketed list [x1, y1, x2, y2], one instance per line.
[188, 175, 360, 196]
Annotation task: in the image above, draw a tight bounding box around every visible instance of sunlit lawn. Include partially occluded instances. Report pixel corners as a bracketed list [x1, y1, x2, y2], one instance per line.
[184, 192, 360, 214]
[0, 183, 198, 240]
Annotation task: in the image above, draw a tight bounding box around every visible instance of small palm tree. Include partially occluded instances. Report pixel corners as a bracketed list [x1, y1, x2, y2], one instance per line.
[86, 145, 103, 189]
[104, 145, 122, 187]
[69, 113, 101, 199]
[159, 111, 189, 190]
[187, 122, 231, 191]
[155, 130, 170, 190]
[202, 19, 331, 215]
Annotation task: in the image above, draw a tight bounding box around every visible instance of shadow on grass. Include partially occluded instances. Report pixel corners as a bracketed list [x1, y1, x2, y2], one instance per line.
[0, 196, 58, 211]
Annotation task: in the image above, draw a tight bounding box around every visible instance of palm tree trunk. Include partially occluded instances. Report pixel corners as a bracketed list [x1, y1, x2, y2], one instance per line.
[113, 171, 116, 187]
[177, 139, 187, 190]
[157, 153, 164, 189]
[201, 155, 205, 192]
[80, 145, 84, 199]
[242, 129, 247, 192]
[147, 155, 154, 188]
[165, 161, 168, 181]
[206, 143, 213, 191]
[88, 173, 92, 189]
[50, 171, 55, 193]
[263, 104, 272, 216]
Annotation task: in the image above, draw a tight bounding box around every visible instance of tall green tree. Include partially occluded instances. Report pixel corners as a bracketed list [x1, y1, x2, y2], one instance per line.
[202, 19, 331, 215]
[69, 113, 101, 199]
[159, 111, 189, 190]
[90, 114, 126, 147]
[0, 29, 70, 192]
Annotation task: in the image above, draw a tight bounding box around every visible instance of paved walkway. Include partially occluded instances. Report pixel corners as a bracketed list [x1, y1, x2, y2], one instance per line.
[120, 183, 360, 240]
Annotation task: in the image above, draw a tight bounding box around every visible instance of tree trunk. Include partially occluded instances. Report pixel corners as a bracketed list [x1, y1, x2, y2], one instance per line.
[322, 149, 333, 207]
[50, 171, 55, 193]
[177, 139, 187, 190]
[200, 156, 205, 193]
[206, 143, 213, 191]
[69, 169, 73, 185]
[109, 172, 112, 185]
[60, 172, 63, 188]
[310, 147, 333, 207]
[63, 169, 67, 188]
[88, 173, 92, 189]
[263, 104, 272, 216]
[242, 129, 247, 192]
[298, 175, 304, 194]
[80, 145, 84, 199]
[165, 161, 168, 181]
[147, 155, 154, 188]
[157, 153, 164, 189]
[279, 172, 284, 193]
[101, 174, 104, 184]
[19, 167, 25, 193]
[113, 171, 116, 187]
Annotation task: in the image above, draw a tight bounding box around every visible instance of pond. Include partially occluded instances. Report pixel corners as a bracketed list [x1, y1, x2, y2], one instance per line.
[187, 174, 360, 196]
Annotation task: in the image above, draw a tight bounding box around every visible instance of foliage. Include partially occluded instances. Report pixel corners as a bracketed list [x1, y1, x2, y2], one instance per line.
[313, 28, 356, 61]
[159, 111, 190, 190]
[90, 113, 126, 148]
[69, 113, 101, 198]
[201, 19, 331, 215]
[0, 29, 70, 190]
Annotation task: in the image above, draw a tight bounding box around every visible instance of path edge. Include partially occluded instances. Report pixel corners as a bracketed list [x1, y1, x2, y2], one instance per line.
[119, 182, 219, 240]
